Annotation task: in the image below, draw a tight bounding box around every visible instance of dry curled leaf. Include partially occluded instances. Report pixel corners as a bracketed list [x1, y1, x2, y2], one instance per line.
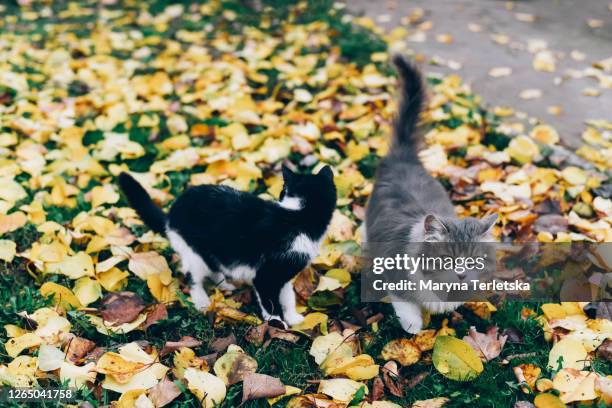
[462, 326, 507, 362]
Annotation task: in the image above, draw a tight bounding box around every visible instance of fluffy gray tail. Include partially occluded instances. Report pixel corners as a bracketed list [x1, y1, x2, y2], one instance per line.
[391, 55, 425, 156]
[118, 173, 167, 235]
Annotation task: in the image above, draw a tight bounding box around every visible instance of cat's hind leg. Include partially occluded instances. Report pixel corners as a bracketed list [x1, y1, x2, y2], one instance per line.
[253, 261, 303, 327]
[279, 280, 304, 326]
[167, 229, 212, 310]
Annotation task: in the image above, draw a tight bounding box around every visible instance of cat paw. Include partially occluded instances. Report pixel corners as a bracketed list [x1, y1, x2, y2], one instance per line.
[423, 301, 462, 314]
[283, 312, 305, 327]
[191, 292, 211, 311]
[398, 314, 423, 334]
[218, 281, 236, 291]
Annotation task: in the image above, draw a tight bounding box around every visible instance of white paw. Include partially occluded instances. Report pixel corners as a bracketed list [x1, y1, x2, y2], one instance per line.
[423, 302, 462, 314]
[283, 312, 305, 327]
[398, 314, 423, 334]
[218, 281, 236, 291]
[190, 288, 211, 310]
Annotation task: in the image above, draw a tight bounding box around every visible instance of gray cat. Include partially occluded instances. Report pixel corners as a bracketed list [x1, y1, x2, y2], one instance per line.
[365, 56, 497, 333]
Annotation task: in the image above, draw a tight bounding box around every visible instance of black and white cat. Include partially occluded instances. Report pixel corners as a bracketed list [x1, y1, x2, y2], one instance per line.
[365, 56, 497, 334]
[118, 165, 336, 325]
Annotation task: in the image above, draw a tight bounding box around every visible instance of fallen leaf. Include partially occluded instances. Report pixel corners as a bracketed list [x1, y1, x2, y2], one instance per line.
[147, 376, 182, 408]
[462, 326, 507, 361]
[99, 291, 146, 325]
[242, 372, 286, 402]
[432, 336, 483, 381]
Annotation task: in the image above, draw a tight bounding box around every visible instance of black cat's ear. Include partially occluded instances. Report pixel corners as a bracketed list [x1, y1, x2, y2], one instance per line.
[282, 164, 294, 181]
[480, 213, 498, 234]
[424, 214, 447, 235]
[317, 165, 333, 180]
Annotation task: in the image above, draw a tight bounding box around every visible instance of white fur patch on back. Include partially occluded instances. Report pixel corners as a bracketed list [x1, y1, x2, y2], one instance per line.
[290, 233, 323, 260]
[278, 195, 303, 210]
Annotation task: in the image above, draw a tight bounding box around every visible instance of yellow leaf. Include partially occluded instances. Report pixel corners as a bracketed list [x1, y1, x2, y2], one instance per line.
[309, 332, 344, 365]
[530, 125, 560, 145]
[96, 352, 145, 384]
[97, 267, 129, 291]
[4, 332, 43, 358]
[0, 176, 27, 203]
[115, 389, 148, 408]
[268, 385, 301, 406]
[411, 397, 450, 408]
[73, 277, 102, 306]
[432, 336, 483, 381]
[292, 312, 328, 333]
[547, 339, 588, 370]
[318, 378, 367, 403]
[533, 393, 566, 408]
[46, 251, 95, 279]
[88, 314, 147, 335]
[129, 252, 170, 280]
[213, 344, 258, 385]
[147, 270, 179, 303]
[381, 338, 421, 366]
[506, 135, 540, 164]
[553, 368, 598, 403]
[39, 282, 82, 310]
[0, 239, 17, 262]
[89, 185, 120, 208]
[184, 368, 226, 408]
[0, 211, 28, 234]
[60, 361, 96, 389]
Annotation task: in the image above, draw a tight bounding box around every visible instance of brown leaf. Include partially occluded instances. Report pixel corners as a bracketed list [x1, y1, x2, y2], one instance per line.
[534, 214, 568, 234]
[268, 327, 300, 343]
[142, 303, 168, 330]
[406, 371, 429, 390]
[161, 336, 203, 356]
[382, 361, 403, 398]
[64, 336, 96, 363]
[242, 372, 286, 402]
[210, 333, 237, 353]
[99, 291, 145, 325]
[596, 338, 612, 361]
[371, 376, 385, 401]
[148, 376, 182, 408]
[246, 323, 268, 346]
[462, 326, 508, 362]
[293, 267, 319, 302]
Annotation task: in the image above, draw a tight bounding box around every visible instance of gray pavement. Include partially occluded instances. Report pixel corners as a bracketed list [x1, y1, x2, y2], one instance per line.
[345, 0, 612, 148]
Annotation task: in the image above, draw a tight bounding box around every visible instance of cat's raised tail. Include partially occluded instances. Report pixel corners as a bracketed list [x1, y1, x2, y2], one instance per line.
[392, 55, 425, 156]
[118, 173, 167, 235]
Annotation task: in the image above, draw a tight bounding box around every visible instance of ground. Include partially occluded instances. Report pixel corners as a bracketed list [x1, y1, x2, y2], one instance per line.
[345, 0, 612, 148]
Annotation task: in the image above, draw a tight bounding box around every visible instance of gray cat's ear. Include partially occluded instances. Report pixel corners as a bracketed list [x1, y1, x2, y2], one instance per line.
[282, 164, 294, 181]
[480, 213, 498, 234]
[424, 214, 447, 235]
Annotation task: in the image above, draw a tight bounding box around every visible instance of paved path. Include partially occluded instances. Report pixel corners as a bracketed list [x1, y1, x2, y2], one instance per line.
[345, 0, 611, 148]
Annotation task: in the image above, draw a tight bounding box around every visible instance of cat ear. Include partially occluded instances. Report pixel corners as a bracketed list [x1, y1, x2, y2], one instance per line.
[424, 214, 447, 235]
[317, 165, 333, 180]
[480, 213, 498, 234]
[282, 164, 294, 181]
